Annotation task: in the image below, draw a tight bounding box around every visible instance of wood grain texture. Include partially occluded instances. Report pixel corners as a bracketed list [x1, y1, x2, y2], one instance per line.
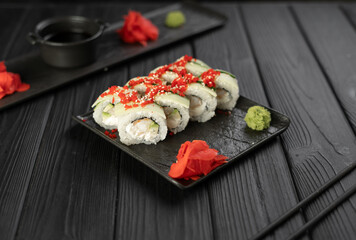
[114, 41, 214, 240]
[0, 7, 28, 60]
[1, 3, 355, 240]
[242, 4, 356, 240]
[12, 4, 130, 240]
[15, 72, 121, 240]
[292, 4, 356, 134]
[343, 3, 356, 27]
[192, 4, 308, 240]
[0, 6, 55, 240]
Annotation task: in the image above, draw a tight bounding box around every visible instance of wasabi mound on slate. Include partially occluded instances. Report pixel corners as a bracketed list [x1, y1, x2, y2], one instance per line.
[244, 106, 271, 130]
[165, 11, 186, 28]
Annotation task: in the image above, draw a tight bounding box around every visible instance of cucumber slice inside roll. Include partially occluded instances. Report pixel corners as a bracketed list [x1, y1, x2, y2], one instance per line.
[102, 112, 111, 118]
[103, 103, 114, 112]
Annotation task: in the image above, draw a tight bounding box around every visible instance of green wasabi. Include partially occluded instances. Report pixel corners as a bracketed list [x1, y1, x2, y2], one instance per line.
[165, 11, 186, 28]
[244, 106, 271, 130]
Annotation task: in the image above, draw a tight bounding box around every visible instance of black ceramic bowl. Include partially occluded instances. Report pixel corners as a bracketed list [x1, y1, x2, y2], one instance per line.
[27, 16, 107, 68]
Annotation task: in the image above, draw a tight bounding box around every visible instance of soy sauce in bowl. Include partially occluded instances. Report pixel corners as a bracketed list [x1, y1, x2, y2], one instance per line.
[44, 32, 93, 43]
[27, 16, 107, 68]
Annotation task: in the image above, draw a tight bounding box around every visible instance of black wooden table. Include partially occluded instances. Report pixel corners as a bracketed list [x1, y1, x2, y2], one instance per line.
[0, 2, 355, 240]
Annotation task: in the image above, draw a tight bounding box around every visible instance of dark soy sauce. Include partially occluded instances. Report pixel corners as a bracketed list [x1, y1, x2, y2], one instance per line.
[44, 32, 92, 43]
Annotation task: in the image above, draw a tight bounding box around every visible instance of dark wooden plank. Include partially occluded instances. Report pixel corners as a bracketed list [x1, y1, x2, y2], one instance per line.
[0, 6, 56, 240]
[0, 8, 28, 60]
[242, 4, 356, 240]
[192, 4, 308, 239]
[0, 97, 53, 240]
[15, 70, 121, 240]
[11, 4, 130, 240]
[292, 4, 356, 133]
[116, 154, 214, 240]
[114, 39, 214, 240]
[2, 3, 354, 240]
[343, 3, 356, 27]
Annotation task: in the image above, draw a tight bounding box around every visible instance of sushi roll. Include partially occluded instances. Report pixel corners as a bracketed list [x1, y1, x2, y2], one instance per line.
[150, 65, 179, 83]
[155, 93, 190, 134]
[200, 69, 239, 110]
[125, 76, 164, 97]
[88, 56, 240, 145]
[149, 55, 210, 83]
[183, 57, 210, 77]
[171, 55, 210, 77]
[171, 73, 217, 122]
[91, 86, 138, 129]
[114, 102, 167, 145]
[145, 85, 190, 134]
[126, 75, 191, 133]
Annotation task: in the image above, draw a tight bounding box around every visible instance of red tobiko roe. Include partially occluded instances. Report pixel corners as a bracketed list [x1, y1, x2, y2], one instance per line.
[168, 140, 228, 180]
[0, 61, 30, 100]
[200, 69, 220, 88]
[117, 10, 159, 46]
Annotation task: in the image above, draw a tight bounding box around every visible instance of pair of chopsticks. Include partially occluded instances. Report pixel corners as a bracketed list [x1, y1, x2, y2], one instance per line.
[249, 162, 356, 240]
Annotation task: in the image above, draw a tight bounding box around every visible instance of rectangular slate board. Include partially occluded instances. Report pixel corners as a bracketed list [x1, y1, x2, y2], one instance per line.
[0, 2, 226, 111]
[73, 96, 290, 189]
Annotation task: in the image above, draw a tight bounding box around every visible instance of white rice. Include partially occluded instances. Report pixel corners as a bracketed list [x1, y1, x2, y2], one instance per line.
[155, 93, 190, 133]
[184, 83, 217, 122]
[117, 104, 167, 145]
[215, 72, 240, 110]
[92, 95, 122, 130]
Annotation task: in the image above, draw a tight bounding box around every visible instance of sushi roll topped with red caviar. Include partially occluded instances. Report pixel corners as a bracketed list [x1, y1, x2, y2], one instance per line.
[149, 55, 210, 84]
[126, 76, 165, 97]
[91, 55, 240, 145]
[143, 85, 190, 134]
[92, 86, 139, 129]
[200, 69, 239, 110]
[162, 72, 216, 122]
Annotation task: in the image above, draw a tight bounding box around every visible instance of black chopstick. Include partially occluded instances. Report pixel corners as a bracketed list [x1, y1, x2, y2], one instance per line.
[286, 184, 356, 240]
[249, 162, 356, 240]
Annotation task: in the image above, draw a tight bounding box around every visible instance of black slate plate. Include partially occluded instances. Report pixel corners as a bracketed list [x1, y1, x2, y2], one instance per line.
[72, 96, 290, 189]
[0, 2, 226, 111]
